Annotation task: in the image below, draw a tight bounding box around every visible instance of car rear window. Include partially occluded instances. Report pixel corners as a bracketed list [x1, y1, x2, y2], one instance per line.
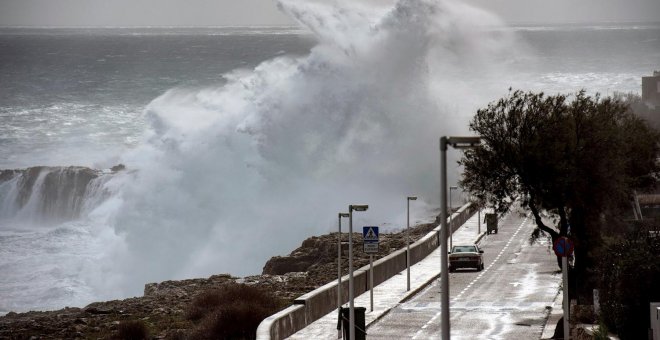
[452, 246, 477, 253]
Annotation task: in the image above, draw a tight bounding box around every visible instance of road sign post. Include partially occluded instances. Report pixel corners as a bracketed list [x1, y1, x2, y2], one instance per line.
[369, 255, 374, 312]
[363, 226, 379, 313]
[553, 236, 574, 340]
[562, 256, 569, 340]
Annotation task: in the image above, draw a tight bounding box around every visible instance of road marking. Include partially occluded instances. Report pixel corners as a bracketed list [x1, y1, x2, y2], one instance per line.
[402, 300, 552, 311]
[453, 217, 528, 301]
[412, 216, 529, 339]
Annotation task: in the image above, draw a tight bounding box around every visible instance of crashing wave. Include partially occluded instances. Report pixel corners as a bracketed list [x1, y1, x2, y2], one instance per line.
[0, 166, 123, 225]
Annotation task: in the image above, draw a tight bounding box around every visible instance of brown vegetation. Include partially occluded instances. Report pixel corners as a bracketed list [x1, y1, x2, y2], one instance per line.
[186, 285, 283, 340]
[114, 320, 150, 340]
[0, 220, 438, 339]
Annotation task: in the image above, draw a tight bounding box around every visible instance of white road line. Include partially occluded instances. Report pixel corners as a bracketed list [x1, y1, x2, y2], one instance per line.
[453, 217, 528, 301]
[412, 216, 529, 339]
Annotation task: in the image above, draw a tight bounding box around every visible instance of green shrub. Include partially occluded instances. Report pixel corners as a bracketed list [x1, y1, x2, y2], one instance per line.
[592, 319, 609, 340]
[186, 284, 283, 340]
[115, 320, 150, 340]
[596, 221, 660, 340]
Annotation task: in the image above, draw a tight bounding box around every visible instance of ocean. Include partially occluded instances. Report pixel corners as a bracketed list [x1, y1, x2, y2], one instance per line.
[1, 0, 659, 314]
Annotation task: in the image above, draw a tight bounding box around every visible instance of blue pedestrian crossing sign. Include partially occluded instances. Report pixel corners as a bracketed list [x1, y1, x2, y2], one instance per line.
[363, 226, 379, 253]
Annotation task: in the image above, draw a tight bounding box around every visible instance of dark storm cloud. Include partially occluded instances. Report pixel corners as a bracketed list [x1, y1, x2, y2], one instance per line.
[0, 0, 658, 26]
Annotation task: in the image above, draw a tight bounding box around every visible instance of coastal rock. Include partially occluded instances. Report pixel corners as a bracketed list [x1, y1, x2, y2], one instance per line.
[110, 164, 126, 172]
[0, 221, 437, 339]
[143, 273, 234, 296]
[262, 235, 336, 275]
[0, 166, 104, 222]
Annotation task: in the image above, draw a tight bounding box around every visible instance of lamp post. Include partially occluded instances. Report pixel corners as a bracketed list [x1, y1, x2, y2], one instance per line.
[449, 186, 458, 250]
[337, 212, 349, 339]
[406, 196, 417, 291]
[440, 136, 480, 340]
[349, 204, 368, 340]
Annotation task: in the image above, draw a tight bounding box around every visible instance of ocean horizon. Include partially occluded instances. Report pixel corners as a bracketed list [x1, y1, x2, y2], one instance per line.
[1, 8, 659, 313]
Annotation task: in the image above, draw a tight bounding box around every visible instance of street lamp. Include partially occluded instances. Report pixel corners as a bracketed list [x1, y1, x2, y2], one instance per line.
[406, 196, 417, 291]
[337, 212, 349, 339]
[449, 186, 458, 250]
[349, 204, 368, 340]
[440, 136, 480, 340]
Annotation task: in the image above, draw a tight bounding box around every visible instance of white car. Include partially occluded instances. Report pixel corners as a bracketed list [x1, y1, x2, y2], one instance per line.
[448, 244, 484, 272]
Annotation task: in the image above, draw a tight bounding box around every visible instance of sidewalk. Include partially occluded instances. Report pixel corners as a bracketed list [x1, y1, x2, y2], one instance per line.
[288, 213, 487, 339]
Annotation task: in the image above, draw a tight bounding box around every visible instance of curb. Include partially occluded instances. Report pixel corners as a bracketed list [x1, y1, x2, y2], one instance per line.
[399, 272, 441, 304]
[398, 231, 486, 306]
[366, 271, 442, 328]
[540, 288, 563, 339]
[474, 231, 488, 245]
[365, 231, 487, 329]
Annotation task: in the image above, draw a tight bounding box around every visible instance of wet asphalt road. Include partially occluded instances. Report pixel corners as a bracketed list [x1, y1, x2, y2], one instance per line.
[367, 210, 561, 339]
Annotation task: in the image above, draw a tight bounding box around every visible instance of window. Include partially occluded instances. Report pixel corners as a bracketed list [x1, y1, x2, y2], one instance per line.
[452, 246, 477, 253]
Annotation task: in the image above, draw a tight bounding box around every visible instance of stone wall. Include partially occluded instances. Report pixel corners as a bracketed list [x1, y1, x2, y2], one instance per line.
[256, 203, 477, 340]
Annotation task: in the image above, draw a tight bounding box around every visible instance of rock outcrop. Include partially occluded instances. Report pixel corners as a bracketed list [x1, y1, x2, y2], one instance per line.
[0, 220, 438, 339]
[263, 236, 336, 275]
[0, 165, 127, 223]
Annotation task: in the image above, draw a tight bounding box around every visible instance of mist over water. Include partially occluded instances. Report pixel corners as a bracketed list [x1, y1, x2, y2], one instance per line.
[6, 0, 656, 312]
[84, 0, 521, 298]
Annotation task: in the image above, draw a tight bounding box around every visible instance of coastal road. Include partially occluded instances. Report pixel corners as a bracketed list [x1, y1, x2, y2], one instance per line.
[367, 210, 560, 339]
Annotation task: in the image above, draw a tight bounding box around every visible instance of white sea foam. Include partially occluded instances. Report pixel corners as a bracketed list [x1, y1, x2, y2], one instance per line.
[1, 0, 537, 310]
[0, 103, 143, 169]
[74, 0, 527, 300]
[3, 0, 655, 313]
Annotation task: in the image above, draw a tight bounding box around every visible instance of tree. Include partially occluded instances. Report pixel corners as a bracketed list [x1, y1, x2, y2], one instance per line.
[459, 90, 660, 301]
[613, 92, 660, 131]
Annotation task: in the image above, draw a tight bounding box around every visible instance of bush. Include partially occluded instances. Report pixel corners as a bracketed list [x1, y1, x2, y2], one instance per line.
[186, 289, 225, 322]
[572, 305, 595, 324]
[596, 221, 660, 340]
[115, 320, 150, 340]
[186, 284, 283, 340]
[592, 319, 609, 340]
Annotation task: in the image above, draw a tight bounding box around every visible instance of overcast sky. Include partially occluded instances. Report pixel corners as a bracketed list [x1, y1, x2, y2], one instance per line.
[0, 0, 659, 27]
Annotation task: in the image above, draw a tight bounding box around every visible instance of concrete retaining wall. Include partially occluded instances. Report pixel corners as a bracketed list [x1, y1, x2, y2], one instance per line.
[651, 303, 660, 340]
[256, 203, 477, 340]
[256, 305, 306, 340]
[293, 269, 368, 323]
[366, 249, 407, 288]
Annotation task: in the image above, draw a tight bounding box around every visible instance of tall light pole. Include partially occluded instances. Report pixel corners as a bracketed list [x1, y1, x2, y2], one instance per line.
[349, 204, 368, 340]
[440, 136, 480, 340]
[449, 186, 458, 250]
[406, 196, 417, 291]
[337, 212, 349, 339]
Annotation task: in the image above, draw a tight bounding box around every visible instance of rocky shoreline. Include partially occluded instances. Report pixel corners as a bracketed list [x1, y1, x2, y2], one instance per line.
[0, 218, 439, 339]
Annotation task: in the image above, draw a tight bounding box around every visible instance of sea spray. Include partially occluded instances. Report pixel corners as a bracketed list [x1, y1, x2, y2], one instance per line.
[0, 167, 110, 226]
[0, 0, 528, 310]
[87, 0, 525, 299]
